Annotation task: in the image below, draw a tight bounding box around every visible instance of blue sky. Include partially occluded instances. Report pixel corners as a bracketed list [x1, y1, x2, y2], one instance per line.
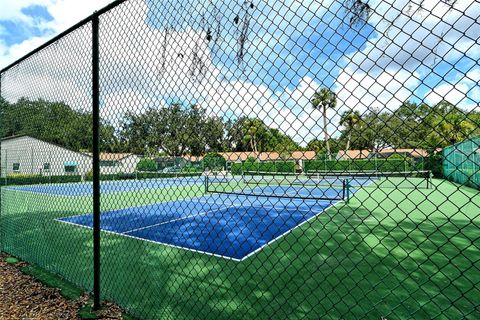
[1, 5, 53, 46]
[0, 0, 478, 144]
[0, 4, 53, 48]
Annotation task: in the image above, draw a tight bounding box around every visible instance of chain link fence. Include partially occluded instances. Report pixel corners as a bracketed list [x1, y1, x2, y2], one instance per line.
[444, 136, 480, 189]
[1, 0, 479, 319]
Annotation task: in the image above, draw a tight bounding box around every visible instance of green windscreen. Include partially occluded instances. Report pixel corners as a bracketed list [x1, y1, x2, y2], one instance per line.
[443, 136, 480, 189]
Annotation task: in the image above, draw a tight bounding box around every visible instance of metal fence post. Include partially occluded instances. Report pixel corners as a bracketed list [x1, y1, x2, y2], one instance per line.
[0, 72, 2, 251]
[92, 12, 101, 311]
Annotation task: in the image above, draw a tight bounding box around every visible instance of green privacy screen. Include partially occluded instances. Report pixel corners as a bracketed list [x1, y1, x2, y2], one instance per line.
[443, 136, 480, 190]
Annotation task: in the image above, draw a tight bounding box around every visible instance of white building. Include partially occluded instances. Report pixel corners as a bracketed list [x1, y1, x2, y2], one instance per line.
[1, 135, 141, 177]
[97, 153, 142, 174]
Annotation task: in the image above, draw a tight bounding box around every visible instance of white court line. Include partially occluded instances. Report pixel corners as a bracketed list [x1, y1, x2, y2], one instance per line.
[238, 199, 342, 261]
[2, 187, 81, 198]
[56, 191, 352, 262]
[122, 203, 241, 234]
[56, 219, 243, 262]
[197, 199, 316, 213]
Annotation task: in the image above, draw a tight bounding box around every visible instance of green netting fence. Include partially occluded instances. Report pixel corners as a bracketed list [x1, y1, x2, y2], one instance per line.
[304, 157, 422, 173]
[443, 136, 480, 189]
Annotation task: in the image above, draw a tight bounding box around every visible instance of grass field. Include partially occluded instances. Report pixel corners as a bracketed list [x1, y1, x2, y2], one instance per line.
[1, 178, 479, 319]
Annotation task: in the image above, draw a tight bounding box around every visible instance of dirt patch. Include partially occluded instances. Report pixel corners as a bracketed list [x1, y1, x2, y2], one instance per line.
[0, 254, 126, 319]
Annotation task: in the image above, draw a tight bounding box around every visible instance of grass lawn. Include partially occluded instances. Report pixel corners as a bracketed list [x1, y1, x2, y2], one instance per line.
[1, 178, 479, 319]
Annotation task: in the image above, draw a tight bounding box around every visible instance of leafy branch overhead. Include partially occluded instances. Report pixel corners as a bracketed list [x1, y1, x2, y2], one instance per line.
[345, 0, 371, 27]
[156, 0, 460, 80]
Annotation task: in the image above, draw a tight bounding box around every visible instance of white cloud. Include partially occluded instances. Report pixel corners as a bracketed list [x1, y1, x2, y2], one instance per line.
[424, 72, 480, 110]
[334, 0, 479, 115]
[0, 0, 113, 68]
[335, 68, 420, 113]
[1, 0, 478, 147]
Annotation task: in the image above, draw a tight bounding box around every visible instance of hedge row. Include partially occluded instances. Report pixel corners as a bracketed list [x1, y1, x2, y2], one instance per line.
[0, 174, 82, 186]
[0, 171, 203, 186]
[231, 161, 295, 175]
[84, 171, 202, 181]
[304, 159, 418, 173]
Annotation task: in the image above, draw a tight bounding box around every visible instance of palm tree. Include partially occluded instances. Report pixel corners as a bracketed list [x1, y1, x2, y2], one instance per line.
[340, 110, 361, 152]
[242, 118, 266, 153]
[311, 88, 337, 160]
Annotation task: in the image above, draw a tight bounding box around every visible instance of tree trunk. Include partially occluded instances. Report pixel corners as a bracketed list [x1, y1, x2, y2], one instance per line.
[346, 131, 351, 152]
[324, 105, 331, 160]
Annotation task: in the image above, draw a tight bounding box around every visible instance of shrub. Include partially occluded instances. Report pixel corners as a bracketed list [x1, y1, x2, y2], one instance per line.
[230, 160, 295, 175]
[2, 174, 82, 186]
[304, 158, 415, 172]
[203, 153, 226, 171]
[136, 158, 157, 172]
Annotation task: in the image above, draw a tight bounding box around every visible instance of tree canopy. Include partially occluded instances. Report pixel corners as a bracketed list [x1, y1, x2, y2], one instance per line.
[0, 98, 117, 152]
[0, 97, 478, 158]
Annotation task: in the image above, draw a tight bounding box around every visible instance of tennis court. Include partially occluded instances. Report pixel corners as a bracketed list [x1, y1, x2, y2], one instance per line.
[2, 173, 479, 319]
[4, 176, 204, 196]
[58, 182, 356, 260]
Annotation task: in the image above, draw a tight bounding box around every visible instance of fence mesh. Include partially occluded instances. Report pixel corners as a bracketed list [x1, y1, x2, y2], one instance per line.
[0, 22, 94, 292]
[1, 0, 480, 319]
[443, 136, 480, 189]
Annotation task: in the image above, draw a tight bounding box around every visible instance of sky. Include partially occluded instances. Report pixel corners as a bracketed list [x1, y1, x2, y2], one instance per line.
[0, 0, 479, 145]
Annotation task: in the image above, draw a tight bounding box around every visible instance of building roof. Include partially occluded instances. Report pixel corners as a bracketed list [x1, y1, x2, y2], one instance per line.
[182, 155, 204, 162]
[291, 151, 316, 160]
[1, 134, 29, 142]
[98, 153, 135, 161]
[336, 150, 370, 160]
[1, 134, 91, 158]
[375, 148, 429, 158]
[337, 148, 439, 160]
[1, 135, 138, 161]
[183, 151, 316, 162]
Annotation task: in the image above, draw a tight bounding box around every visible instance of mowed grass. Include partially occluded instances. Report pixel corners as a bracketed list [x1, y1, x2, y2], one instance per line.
[1, 178, 479, 319]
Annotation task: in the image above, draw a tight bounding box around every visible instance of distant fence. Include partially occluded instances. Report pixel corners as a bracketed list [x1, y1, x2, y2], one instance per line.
[443, 136, 480, 189]
[304, 158, 422, 173]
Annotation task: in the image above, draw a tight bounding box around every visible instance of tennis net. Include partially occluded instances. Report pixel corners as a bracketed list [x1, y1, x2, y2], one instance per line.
[205, 173, 351, 201]
[243, 170, 433, 189]
[306, 170, 432, 189]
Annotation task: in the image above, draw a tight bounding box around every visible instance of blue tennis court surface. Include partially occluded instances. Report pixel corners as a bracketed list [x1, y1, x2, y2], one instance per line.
[6, 177, 204, 196]
[59, 185, 357, 260]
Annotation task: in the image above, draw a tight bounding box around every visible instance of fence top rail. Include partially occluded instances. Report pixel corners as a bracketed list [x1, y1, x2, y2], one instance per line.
[0, 0, 129, 75]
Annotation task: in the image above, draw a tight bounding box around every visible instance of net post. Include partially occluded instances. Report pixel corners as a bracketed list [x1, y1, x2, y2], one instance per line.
[204, 175, 209, 193]
[344, 179, 350, 203]
[92, 12, 101, 312]
[428, 170, 433, 189]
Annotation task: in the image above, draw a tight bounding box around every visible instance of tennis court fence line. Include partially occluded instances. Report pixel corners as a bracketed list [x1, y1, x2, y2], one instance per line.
[0, 0, 479, 319]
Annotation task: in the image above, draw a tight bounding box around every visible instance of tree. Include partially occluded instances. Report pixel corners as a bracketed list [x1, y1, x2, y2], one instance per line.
[263, 128, 299, 156]
[120, 104, 225, 157]
[306, 138, 342, 157]
[203, 152, 226, 171]
[0, 98, 116, 152]
[242, 118, 268, 153]
[203, 117, 227, 152]
[339, 110, 361, 151]
[310, 88, 337, 160]
[424, 101, 479, 147]
[136, 159, 157, 172]
[227, 117, 299, 154]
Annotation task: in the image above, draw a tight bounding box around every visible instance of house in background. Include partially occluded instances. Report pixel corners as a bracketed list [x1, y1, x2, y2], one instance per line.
[97, 153, 141, 174]
[221, 151, 317, 172]
[184, 151, 317, 172]
[1, 135, 141, 177]
[1, 135, 91, 177]
[336, 148, 431, 160]
[336, 150, 370, 160]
